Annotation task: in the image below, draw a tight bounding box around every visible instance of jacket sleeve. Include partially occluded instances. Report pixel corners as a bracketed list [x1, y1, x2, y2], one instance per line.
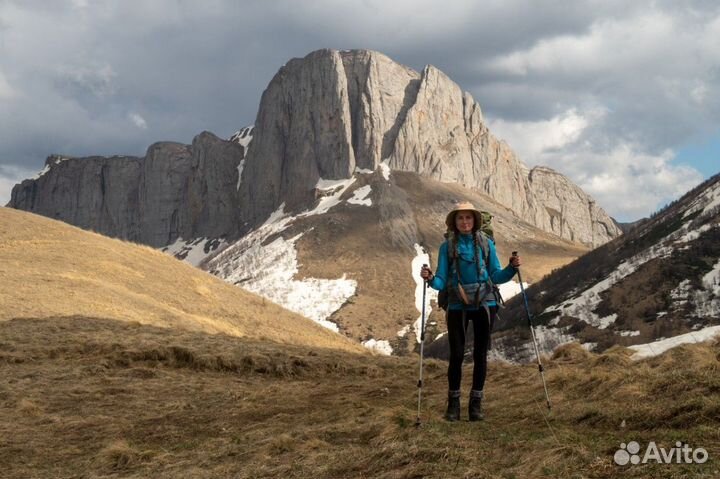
[429, 242, 448, 291]
[487, 239, 516, 285]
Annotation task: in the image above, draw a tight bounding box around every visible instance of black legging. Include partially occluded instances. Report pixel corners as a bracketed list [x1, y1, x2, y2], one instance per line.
[447, 307, 494, 392]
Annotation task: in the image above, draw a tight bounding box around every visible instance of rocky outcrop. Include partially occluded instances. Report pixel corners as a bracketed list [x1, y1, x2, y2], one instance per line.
[238, 50, 356, 226]
[528, 166, 621, 245]
[9, 132, 244, 247]
[243, 49, 620, 246]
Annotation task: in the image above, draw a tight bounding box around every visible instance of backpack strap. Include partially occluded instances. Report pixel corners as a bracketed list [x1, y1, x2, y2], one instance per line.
[475, 231, 505, 308]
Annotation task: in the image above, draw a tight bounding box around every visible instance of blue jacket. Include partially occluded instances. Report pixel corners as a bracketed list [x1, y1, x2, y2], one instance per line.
[429, 233, 516, 310]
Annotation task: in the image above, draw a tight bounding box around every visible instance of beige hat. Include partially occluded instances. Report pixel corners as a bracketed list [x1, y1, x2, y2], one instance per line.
[445, 201, 483, 229]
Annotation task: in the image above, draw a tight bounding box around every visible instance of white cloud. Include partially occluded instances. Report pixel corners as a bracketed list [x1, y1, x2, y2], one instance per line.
[488, 106, 704, 221]
[548, 143, 703, 221]
[485, 11, 681, 77]
[488, 108, 601, 163]
[129, 112, 148, 130]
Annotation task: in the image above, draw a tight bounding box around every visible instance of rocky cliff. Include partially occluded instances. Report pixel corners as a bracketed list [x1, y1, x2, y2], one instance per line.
[240, 49, 620, 246]
[8, 49, 620, 247]
[9, 131, 244, 247]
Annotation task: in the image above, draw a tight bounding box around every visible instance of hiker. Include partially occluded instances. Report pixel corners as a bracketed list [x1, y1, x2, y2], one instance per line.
[420, 201, 521, 421]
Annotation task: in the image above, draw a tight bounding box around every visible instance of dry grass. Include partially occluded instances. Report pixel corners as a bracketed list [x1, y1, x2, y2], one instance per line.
[0, 207, 365, 353]
[2, 316, 718, 478]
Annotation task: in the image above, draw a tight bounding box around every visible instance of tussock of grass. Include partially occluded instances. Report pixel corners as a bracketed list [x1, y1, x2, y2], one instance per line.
[94, 439, 153, 471]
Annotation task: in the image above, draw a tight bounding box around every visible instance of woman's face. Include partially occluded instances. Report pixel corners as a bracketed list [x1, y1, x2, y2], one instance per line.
[455, 211, 474, 234]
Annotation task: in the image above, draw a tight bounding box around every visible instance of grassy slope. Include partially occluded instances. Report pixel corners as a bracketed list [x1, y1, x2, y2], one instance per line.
[2, 317, 719, 478]
[0, 207, 364, 353]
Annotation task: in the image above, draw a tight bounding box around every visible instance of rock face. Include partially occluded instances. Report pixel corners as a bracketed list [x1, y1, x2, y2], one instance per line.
[242, 49, 620, 246]
[528, 167, 619, 245]
[9, 132, 244, 247]
[9, 49, 620, 247]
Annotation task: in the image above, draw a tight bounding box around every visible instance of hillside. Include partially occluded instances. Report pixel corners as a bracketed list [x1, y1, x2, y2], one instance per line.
[2, 316, 719, 478]
[479, 173, 720, 363]
[0, 207, 364, 353]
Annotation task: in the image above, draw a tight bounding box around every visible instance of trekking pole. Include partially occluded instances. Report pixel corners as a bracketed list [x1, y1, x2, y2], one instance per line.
[512, 252, 552, 410]
[415, 265, 429, 427]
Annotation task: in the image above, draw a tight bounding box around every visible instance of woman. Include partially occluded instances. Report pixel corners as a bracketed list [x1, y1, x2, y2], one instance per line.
[420, 201, 521, 421]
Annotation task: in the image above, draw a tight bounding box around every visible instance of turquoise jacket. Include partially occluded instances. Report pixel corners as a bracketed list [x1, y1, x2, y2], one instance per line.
[429, 233, 516, 310]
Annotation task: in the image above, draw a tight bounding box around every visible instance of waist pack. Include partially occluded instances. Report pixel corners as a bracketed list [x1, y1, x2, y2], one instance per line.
[438, 282, 493, 309]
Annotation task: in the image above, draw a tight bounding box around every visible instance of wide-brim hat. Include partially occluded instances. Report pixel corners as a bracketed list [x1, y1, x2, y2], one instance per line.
[445, 201, 483, 229]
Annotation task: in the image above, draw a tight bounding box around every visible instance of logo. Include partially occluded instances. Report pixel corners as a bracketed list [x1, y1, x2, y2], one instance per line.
[614, 441, 709, 466]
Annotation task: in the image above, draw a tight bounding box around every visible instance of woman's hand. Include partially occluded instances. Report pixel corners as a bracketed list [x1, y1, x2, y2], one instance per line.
[509, 254, 522, 268]
[420, 265, 433, 281]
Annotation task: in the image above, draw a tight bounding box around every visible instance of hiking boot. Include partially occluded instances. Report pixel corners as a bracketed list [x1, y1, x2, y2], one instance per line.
[469, 390, 484, 421]
[445, 390, 461, 421]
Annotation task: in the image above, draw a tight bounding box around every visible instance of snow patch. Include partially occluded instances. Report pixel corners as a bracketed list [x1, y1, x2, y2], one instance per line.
[362, 338, 393, 355]
[683, 180, 720, 218]
[397, 324, 411, 338]
[236, 159, 245, 190]
[347, 185, 372, 206]
[379, 161, 391, 181]
[230, 125, 254, 149]
[354, 166, 374, 174]
[498, 280, 528, 301]
[411, 243, 438, 343]
[618, 330, 641, 337]
[162, 237, 226, 267]
[629, 325, 720, 360]
[692, 258, 720, 318]
[702, 258, 720, 296]
[310, 178, 356, 216]
[33, 157, 68, 180]
[206, 203, 356, 332]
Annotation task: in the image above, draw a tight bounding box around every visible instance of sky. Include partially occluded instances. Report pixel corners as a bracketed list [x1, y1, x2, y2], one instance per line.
[0, 0, 718, 222]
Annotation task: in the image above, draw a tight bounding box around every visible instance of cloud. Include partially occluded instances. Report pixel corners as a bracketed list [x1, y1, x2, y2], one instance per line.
[560, 144, 703, 221]
[55, 63, 117, 98]
[488, 108, 599, 164]
[488, 106, 705, 220]
[129, 112, 147, 130]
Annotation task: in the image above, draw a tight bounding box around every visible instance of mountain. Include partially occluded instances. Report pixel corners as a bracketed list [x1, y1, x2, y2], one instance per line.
[232, 49, 620, 247]
[8, 49, 619, 249]
[452, 173, 720, 363]
[6, 49, 625, 354]
[0, 206, 364, 353]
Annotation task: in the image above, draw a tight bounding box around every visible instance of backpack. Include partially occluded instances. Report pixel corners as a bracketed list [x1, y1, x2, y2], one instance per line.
[437, 211, 501, 310]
